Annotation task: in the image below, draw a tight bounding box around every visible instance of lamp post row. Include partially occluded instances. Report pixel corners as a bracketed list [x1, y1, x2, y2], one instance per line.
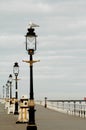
[4, 62, 19, 115]
[3, 22, 39, 130]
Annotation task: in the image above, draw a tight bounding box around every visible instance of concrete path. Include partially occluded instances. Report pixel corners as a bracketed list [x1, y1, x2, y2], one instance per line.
[0, 103, 86, 130]
[36, 105, 86, 130]
[0, 103, 26, 130]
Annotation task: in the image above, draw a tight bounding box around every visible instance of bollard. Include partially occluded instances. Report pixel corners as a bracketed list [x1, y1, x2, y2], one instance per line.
[8, 98, 15, 114]
[16, 95, 29, 123]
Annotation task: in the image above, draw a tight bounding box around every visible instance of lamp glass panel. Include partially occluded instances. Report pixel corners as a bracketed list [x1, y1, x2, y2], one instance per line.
[13, 67, 19, 74]
[27, 36, 35, 42]
[26, 36, 36, 50]
[9, 76, 12, 82]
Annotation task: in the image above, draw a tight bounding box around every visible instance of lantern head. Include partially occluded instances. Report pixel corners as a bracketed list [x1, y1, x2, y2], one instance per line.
[13, 62, 19, 76]
[25, 28, 37, 55]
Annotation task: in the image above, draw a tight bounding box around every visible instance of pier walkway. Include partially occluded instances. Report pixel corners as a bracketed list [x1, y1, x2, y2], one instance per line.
[0, 102, 86, 130]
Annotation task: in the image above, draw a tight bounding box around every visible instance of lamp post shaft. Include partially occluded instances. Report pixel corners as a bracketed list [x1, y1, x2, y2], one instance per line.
[7, 86, 9, 98]
[27, 53, 37, 130]
[10, 82, 12, 99]
[30, 54, 33, 100]
[15, 75, 18, 99]
[3, 86, 5, 98]
[14, 75, 19, 115]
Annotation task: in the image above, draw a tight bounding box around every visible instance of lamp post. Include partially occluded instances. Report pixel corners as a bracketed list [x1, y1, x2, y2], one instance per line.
[3, 85, 5, 98]
[23, 24, 39, 130]
[13, 62, 19, 115]
[9, 74, 12, 100]
[5, 81, 10, 109]
[6, 84, 8, 99]
[6, 81, 9, 99]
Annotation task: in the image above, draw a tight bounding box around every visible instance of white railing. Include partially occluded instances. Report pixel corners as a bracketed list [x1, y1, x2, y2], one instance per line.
[36, 100, 86, 118]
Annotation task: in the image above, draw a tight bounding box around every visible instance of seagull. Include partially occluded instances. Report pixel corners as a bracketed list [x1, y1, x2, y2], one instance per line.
[28, 21, 39, 28]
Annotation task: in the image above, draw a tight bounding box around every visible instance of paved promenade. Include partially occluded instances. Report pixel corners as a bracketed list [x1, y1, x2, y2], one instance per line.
[0, 102, 86, 130]
[36, 105, 86, 130]
[0, 103, 26, 130]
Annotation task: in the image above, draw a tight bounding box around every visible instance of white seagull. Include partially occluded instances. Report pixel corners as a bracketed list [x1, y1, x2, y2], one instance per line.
[29, 21, 39, 28]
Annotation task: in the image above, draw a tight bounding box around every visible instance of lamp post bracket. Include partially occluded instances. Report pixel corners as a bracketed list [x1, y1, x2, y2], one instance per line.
[22, 60, 40, 65]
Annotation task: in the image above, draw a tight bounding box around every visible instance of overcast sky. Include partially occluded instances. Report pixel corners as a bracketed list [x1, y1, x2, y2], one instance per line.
[0, 0, 86, 100]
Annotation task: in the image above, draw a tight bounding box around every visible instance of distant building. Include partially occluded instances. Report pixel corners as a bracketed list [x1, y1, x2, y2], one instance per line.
[84, 97, 86, 100]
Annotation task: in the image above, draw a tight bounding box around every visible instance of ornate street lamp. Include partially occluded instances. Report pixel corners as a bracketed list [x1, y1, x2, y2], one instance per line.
[3, 85, 5, 98]
[23, 23, 39, 130]
[13, 62, 19, 115]
[6, 81, 9, 99]
[9, 74, 12, 99]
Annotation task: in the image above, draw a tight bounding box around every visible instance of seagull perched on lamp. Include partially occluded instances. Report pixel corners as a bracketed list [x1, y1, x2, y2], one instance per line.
[28, 21, 39, 28]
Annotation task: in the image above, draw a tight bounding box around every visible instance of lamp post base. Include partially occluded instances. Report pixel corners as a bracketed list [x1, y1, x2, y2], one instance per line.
[14, 111, 19, 115]
[27, 124, 37, 130]
[14, 102, 19, 115]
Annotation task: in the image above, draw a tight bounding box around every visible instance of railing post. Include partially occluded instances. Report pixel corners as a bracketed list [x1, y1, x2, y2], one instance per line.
[44, 97, 47, 108]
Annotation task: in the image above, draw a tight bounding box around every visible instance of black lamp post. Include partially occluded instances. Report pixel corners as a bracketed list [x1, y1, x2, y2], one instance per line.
[24, 25, 38, 130]
[9, 74, 12, 99]
[13, 62, 19, 115]
[6, 81, 9, 99]
[6, 84, 8, 99]
[3, 85, 5, 98]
